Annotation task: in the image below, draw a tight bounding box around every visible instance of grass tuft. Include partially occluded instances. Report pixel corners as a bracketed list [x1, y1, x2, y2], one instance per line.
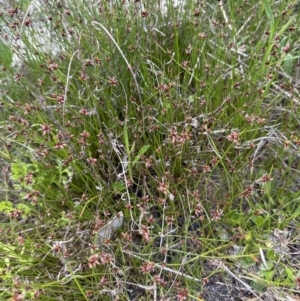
[0, 0, 300, 300]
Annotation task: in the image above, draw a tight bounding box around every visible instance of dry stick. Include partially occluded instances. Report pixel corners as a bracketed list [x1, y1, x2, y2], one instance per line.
[221, 263, 259, 297]
[110, 138, 136, 227]
[122, 249, 202, 283]
[208, 19, 300, 108]
[123, 250, 262, 299]
[63, 50, 79, 128]
[218, 0, 232, 31]
[92, 21, 143, 228]
[215, 4, 300, 106]
[20, 0, 38, 34]
[271, 82, 300, 105]
[218, 0, 246, 76]
[91, 21, 142, 103]
[117, 281, 157, 301]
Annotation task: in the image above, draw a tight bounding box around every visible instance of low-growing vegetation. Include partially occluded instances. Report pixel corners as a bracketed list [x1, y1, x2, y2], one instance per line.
[0, 0, 299, 300]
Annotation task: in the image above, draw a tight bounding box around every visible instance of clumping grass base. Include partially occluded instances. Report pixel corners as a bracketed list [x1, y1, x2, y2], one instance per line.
[0, 0, 300, 300]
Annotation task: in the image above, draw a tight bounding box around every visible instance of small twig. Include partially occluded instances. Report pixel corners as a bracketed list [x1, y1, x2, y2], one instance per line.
[259, 248, 268, 270]
[221, 263, 259, 297]
[19, 0, 38, 34]
[63, 50, 79, 128]
[271, 82, 300, 105]
[122, 249, 202, 283]
[92, 21, 142, 103]
[119, 281, 157, 293]
[218, 0, 232, 31]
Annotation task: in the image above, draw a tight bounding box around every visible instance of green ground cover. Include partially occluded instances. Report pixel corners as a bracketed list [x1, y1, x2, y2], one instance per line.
[0, 0, 300, 300]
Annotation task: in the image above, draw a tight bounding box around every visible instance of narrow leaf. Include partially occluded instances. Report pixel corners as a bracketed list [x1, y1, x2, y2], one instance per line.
[132, 145, 150, 167]
[123, 123, 130, 154]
